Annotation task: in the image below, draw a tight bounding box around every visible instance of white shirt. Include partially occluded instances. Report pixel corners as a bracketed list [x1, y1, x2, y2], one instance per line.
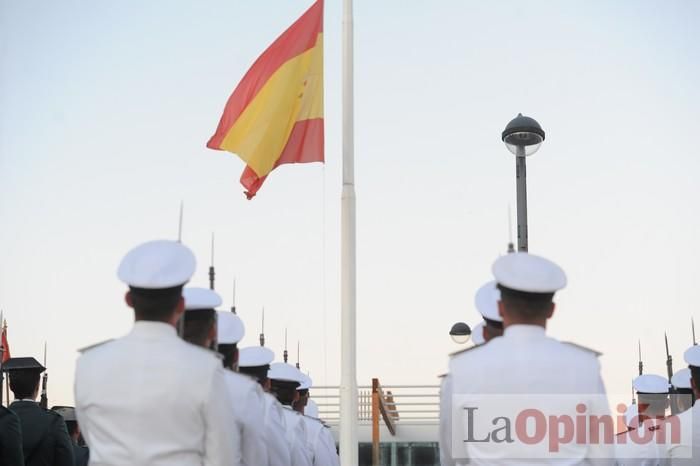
[668, 404, 699, 466]
[441, 324, 613, 466]
[224, 370, 268, 466]
[75, 321, 241, 466]
[260, 393, 292, 465]
[300, 415, 339, 466]
[280, 405, 313, 466]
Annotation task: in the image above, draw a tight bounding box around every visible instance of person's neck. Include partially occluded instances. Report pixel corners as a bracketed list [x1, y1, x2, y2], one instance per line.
[134, 317, 177, 327]
[503, 319, 547, 329]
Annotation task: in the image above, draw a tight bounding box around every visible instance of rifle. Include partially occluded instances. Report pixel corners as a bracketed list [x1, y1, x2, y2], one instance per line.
[39, 342, 48, 409]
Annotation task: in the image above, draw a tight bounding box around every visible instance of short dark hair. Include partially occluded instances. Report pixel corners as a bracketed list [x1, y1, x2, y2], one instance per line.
[691, 366, 700, 391]
[217, 344, 238, 369]
[9, 371, 40, 399]
[130, 285, 183, 322]
[183, 309, 216, 347]
[271, 380, 299, 406]
[240, 365, 270, 387]
[497, 285, 554, 321]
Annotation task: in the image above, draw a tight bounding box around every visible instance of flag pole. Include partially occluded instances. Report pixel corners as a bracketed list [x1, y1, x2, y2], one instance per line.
[340, 0, 359, 464]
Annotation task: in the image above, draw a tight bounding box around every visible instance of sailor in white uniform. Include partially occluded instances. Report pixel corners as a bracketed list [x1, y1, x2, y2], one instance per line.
[670, 369, 694, 416]
[74, 240, 240, 466]
[615, 375, 671, 466]
[269, 362, 313, 466]
[181, 286, 268, 466]
[239, 346, 292, 465]
[667, 345, 700, 465]
[439, 279, 502, 465]
[473, 280, 504, 343]
[440, 252, 612, 465]
[215, 310, 269, 466]
[294, 374, 340, 466]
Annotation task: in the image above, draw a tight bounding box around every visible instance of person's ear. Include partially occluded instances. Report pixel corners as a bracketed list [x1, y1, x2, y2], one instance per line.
[125, 291, 134, 308]
[174, 296, 185, 317]
[208, 323, 217, 344]
[547, 302, 556, 319]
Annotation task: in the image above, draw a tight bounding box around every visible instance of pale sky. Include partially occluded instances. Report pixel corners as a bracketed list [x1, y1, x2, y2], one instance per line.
[1, 0, 699, 408]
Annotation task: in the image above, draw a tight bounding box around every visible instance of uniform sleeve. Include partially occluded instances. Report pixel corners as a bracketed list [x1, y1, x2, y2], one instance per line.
[52, 415, 76, 466]
[204, 367, 242, 466]
[587, 358, 616, 466]
[317, 427, 340, 466]
[0, 412, 25, 466]
[265, 400, 292, 465]
[239, 389, 268, 466]
[292, 420, 313, 466]
[439, 374, 457, 466]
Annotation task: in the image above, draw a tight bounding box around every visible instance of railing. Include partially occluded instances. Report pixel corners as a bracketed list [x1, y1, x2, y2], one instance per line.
[311, 383, 440, 426]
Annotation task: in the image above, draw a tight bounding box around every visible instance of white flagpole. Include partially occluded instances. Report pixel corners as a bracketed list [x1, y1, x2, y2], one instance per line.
[340, 0, 358, 464]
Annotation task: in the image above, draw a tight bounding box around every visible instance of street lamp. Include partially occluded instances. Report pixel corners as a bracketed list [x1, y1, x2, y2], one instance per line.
[450, 322, 471, 344]
[501, 113, 545, 252]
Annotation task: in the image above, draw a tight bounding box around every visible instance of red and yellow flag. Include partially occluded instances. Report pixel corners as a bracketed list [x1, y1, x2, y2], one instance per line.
[207, 0, 324, 199]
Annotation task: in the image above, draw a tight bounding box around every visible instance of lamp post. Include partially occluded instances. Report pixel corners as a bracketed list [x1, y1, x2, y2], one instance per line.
[449, 322, 472, 344]
[501, 114, 545, 252]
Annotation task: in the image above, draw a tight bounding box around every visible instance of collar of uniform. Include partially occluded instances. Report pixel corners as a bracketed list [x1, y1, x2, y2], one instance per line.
[130, 321, 178, 339]
[503, 324, 546, 339]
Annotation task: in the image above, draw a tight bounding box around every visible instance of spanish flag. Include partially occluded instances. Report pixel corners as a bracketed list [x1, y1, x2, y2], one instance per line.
[207, 0, 324, 199]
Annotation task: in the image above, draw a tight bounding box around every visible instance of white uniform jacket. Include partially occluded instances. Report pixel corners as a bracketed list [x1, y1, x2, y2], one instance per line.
[301, 415, 339, 466]
[75, 321, 241, 466]
[441, 324, 613, 466]
[224, 370, 268, 466]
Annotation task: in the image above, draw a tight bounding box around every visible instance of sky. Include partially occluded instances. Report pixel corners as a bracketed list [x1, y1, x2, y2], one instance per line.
[1, 0, 699, 409]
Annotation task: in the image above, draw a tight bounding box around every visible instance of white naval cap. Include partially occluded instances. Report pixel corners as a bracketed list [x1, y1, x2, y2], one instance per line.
[239, 346, 275, 368]
[624, 404, 639, 429]
[633, 374, 669, 394]
[118, 240, 196, 288]
[471, 321, 485, 346]
[183, 287, 222, 310]
[297, 373, 313, 391]
[684, 345, 700, 367]
[306, 399, 320, 418]
[217, 311, 245, 344]
[474, 280, 502, 322]
[492, 252, 567, 293]
[269, 362, 305, 384]
[671, 368, 692, 390]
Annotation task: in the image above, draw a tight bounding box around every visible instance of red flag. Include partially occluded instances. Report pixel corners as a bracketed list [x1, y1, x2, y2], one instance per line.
[1, 324, 10, 363]
[207, 0, 324, 199]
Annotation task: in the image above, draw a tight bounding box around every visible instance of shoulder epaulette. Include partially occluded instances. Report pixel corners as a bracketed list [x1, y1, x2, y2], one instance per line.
[303, 414, 324, 424]
[562, 341, 602, 357]
[77, 339, 114, 353]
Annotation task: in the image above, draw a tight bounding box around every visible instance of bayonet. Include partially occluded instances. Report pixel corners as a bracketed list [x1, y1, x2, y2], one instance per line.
[231, 278, 236, 314]
[177, 201, 184, 243]
[283, 329, 288, 363]
[259, 307, 265, 347]
[40, 342, 48, 409]
[507, 205, 515, 253]
[693, 318, 697, 346]
[638, 340, 643, 376]
[665, 332, 673, 384]
[209, 233, 215, 290]
[296, 341, 300, 369]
